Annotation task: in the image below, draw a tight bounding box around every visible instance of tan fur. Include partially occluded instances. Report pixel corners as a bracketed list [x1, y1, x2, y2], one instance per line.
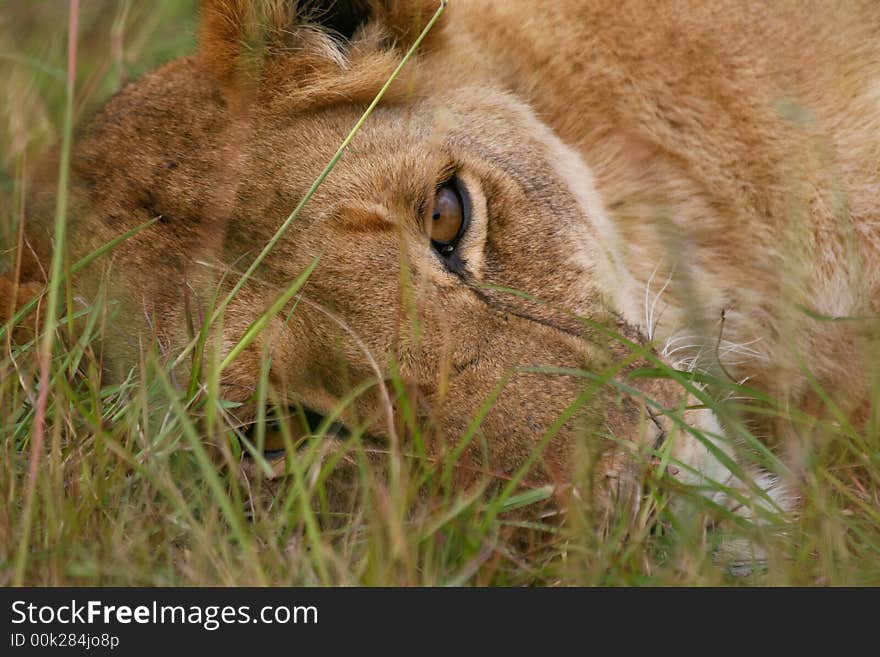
[6, 0, 880, 526]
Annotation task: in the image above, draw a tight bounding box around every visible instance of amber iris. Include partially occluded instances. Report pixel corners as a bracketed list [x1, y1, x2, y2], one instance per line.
[429, 183, 465, 247]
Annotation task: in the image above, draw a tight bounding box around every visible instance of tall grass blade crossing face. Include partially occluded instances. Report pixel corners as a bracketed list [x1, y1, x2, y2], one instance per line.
[206, 0, 449, 329]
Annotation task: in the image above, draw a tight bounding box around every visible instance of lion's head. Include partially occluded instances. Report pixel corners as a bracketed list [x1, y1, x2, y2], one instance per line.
[19, 0, 735, 522]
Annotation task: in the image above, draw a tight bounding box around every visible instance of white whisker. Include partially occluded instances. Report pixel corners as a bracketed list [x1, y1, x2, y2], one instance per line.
[644, 264, 658, 341]
[647, 270, 673, 341]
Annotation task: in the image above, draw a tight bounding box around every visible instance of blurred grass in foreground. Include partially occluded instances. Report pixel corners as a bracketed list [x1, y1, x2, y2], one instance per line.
[1, 0, 878, 586]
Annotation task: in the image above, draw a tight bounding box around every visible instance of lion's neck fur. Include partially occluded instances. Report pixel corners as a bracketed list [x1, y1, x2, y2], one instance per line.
[433, 0, 880, 425]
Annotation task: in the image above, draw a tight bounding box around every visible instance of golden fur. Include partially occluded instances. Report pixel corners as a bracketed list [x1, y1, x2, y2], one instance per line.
[5, 0, 880, 525]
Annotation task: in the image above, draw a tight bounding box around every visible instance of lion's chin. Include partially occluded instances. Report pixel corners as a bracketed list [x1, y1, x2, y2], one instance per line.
[583, 335, 798, 567]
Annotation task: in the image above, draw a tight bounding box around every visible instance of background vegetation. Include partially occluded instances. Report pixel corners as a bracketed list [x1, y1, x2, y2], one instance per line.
[1, 1, 878, 586]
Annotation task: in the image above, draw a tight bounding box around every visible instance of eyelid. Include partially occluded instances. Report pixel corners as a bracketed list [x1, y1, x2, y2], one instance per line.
[450, 176, 471, 244]
[435, 164, 458, 190]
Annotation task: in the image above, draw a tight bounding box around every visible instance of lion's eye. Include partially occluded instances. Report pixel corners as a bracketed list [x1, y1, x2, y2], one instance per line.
[428, 180, 468, 256]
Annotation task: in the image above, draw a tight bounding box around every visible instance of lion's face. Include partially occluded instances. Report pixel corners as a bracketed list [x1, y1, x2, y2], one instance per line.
[220, 85, 625, 480]
[24, 0, 718, 506]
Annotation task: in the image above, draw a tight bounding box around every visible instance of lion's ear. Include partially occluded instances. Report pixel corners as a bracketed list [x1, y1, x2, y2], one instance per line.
[200, 1, 443, 86]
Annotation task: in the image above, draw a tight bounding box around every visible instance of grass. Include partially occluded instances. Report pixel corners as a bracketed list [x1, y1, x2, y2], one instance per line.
[1, 1, 879, 587]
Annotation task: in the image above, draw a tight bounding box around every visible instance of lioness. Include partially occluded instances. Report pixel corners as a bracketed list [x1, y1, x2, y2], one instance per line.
[4, 1, 879, 542]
